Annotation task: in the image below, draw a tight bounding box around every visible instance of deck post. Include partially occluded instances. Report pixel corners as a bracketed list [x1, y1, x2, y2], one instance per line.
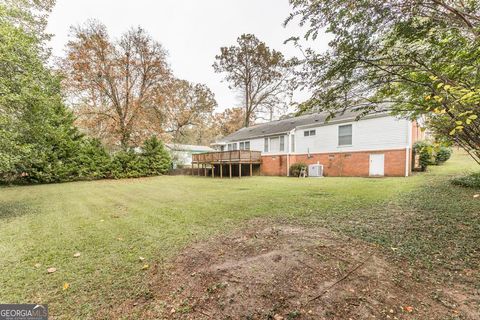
[212, 163, 215, 178]
[250, 163, 253, 177]
[204, 164, 207, 177]
[229, 163, 232, 178]
[239, 163, 242, 178]
[197, 163, 200, 176]
[220, 164, 223, 178]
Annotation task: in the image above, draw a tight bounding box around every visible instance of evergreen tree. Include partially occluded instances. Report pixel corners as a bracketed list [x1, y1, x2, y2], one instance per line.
[141, 137, 171, 176]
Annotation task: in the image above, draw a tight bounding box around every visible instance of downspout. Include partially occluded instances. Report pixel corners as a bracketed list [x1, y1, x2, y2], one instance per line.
[405, 120, 412, 177]
[286, 132, 290, 177]
[286, 129, 295, 177]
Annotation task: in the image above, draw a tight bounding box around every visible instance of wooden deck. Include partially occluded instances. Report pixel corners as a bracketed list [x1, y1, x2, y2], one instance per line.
[191, 150, 262, 178]
[192, 150, 261, 164]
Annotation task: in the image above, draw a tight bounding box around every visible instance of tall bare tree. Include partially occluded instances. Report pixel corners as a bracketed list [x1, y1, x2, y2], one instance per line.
[62, 21, 171, 149]
[213, 34, 294, 127]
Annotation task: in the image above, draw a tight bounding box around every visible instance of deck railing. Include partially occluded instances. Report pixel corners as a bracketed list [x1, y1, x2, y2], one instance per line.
[192, 150, 262, 164]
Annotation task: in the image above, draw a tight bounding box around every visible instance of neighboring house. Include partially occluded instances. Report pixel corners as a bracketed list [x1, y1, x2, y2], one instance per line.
[211, 109, 425, 177]
[166, 144, 215, 168]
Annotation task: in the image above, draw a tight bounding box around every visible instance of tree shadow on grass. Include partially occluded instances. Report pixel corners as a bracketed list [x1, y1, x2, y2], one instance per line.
[0, 201, 35, 221]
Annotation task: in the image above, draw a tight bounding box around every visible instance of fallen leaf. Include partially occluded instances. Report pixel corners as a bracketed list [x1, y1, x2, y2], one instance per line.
[142, 264, 149, 270]
[63, 282, 69, 290]
[170, 308, 175, 314]
[139, 256, 145, 261]
[73, 252, 81, 258]
[47, 267, 57, 274]
[273, 314, 283, 320]
[404, 306, 414, 313]
[117, 237, 123, 241]
[34, 263, 41, 268]
[473, 194, 479, 198]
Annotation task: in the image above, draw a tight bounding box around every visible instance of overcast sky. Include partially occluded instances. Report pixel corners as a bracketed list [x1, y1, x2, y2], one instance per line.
[46, 0, 330, 112]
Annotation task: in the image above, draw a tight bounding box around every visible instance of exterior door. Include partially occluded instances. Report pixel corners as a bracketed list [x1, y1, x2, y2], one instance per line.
[369, 154, 385, 176]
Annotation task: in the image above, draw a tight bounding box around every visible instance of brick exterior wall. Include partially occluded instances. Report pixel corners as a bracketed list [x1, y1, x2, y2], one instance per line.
[260, 155, 288, 176]
[411, 120, 425, 145]
[260, 148, 408, 177]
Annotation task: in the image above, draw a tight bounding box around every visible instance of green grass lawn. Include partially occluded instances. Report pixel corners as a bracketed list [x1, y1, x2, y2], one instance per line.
[0, 152, 479, 318]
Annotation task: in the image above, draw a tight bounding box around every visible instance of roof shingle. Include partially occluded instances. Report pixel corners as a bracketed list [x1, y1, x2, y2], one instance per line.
[217, 109, 382, 143]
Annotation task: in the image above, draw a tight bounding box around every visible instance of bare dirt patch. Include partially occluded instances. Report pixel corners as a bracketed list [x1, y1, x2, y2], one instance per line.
[110, 220, 479, 319]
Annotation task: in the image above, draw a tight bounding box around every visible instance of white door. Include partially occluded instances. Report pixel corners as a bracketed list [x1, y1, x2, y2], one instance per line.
[369, 154, 385, 176]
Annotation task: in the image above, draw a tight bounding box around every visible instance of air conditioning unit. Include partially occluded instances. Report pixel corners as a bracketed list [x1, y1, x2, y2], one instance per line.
[308, 164, 324, 177]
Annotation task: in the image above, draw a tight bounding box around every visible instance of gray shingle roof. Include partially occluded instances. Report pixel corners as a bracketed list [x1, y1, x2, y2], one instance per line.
[217, 109, 385, 143]
[166, 144, 215, 152]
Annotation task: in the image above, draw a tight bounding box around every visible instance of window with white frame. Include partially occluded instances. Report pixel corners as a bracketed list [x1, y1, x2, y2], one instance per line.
[270, 137, 280, 152]
[280, 136, 285, 152]
[238, 141, 250, 150]
[264, 138, 269, 152]
[304, 129, 316, 137]
[291, 134, 295, 152]
[338, 124, 353, 146]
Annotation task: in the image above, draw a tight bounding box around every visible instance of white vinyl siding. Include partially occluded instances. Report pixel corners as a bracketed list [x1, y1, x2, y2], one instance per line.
[294, 116, 410, 154]
[220, 115, 409, 156]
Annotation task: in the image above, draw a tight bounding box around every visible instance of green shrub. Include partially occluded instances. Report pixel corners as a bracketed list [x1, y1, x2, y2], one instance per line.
[413, 141, 434, 171]
[140, 137, 172, 175]
[290, 163, 307, 177]
[110, 150, 145, 179]
[74, 138, 112, 180]
[435, 146, 452, 164]
[110, 137, 172, 179]
[451, 172, 480, 189]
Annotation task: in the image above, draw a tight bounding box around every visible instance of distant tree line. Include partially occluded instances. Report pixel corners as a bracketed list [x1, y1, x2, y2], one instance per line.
[0, 0, 261, 184]
[61, 22, 272, 147]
